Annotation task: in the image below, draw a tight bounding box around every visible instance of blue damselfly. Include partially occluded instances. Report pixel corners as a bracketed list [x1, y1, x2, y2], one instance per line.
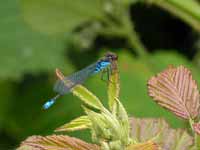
[43, 52, 118, 109]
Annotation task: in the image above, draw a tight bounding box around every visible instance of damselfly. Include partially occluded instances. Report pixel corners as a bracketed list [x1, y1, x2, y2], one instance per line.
[43, 52, 118, 109]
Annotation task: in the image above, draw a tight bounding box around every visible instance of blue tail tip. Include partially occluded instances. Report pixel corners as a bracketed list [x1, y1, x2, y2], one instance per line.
[43, 99, 55, 110]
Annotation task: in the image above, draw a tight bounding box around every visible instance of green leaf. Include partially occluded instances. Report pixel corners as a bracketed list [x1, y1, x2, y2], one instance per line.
[83, 106, 111, 141]
[0, 0, 71, 80]
[83, 106, 127, 148]
[55, 116, 91, 132]
[100, 108, 123, 141]
[20, 0, 104, 35]
[72, 85, 104, 110]
[115, 98, 130, 144]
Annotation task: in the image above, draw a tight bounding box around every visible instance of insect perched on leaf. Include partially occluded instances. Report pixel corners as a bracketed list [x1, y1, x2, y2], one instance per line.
[43, 52, 118, 109]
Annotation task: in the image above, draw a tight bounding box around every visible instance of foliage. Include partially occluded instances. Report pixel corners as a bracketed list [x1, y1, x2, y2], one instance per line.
[2, 0, 200, 149]
[18, 135, 100, 150]
[0, 0, 71, 80]
[148, 65, 200, 119]
[18, 63, 200, 150]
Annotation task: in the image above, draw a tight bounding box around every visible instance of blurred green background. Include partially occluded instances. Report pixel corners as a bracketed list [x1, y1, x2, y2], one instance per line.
[2, 0, 200, 149]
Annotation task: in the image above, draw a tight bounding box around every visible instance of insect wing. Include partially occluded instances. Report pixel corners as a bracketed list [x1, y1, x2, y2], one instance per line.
[53, 62, 97, 95]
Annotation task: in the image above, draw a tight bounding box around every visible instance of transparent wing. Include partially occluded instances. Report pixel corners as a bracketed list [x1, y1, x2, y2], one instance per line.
[53, 62, 98, 95]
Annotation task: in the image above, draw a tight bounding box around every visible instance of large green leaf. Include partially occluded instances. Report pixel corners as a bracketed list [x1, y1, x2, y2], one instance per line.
[0, 0, 70, 80]
[20, 0, 104, 35]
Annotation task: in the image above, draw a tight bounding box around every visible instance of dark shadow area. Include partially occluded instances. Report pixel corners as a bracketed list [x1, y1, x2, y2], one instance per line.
[130, 3, 197, 59]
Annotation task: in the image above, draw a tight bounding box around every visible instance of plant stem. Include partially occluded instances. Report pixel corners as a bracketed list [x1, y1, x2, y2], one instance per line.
[100, 1, 148, 58]
[189, 118, 200, 149]
[126, 28, 148, 57]
[122, 13, 148, 58]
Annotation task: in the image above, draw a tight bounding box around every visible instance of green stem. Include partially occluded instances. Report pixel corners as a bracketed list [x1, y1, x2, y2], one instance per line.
[144, 0, 200, 32]
[122, 14, 148, 58]
[100, 1, 148, 58]
[189, 118, 194, 132]
[195, 133, 200, 149]
[126, 28, 148, 57]
[189, 118, 200, 149]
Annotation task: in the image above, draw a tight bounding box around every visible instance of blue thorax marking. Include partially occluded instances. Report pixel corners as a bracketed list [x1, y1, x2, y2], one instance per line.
[43, 58, 113, 110]
[93, 61, 111, 73]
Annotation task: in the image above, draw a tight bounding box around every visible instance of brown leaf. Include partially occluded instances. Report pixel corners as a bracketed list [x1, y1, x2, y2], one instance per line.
[193, 123, 200, 135]
[130, 117, 194, 150]
[127, 141, 160, 150]
[18, 135, 100, 150]
[148, 65, 200, 119]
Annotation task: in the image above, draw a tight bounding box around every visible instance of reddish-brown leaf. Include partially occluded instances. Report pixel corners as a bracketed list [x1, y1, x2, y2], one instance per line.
[18, 135, 100, 150]
[130, 117, 194, 150]
[127, 141, 160, 150]
[193, 123, 200, 135]
[148, 65, 200, 119]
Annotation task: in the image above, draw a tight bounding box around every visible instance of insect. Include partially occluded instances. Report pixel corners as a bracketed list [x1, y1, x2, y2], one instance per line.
[43, 52, 118, 109]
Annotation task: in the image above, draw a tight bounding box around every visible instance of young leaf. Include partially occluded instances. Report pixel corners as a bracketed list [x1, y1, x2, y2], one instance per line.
[115, 98, 130, 144]
[100, 108, 124, 141]
[55, 116, 91, 132]
[72, 85, 104, 110]
[83, 106, 129, 149]
[56, 69, 104, 110]
[127, 141, 160, 150]
[148, 65, 200, 119]
[18, 135, 100, 150]
[108, 58, 120, 112]
[193, 123, 200, 135]
[130, 117, 194, 150]
[83, 106, 112, 141]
